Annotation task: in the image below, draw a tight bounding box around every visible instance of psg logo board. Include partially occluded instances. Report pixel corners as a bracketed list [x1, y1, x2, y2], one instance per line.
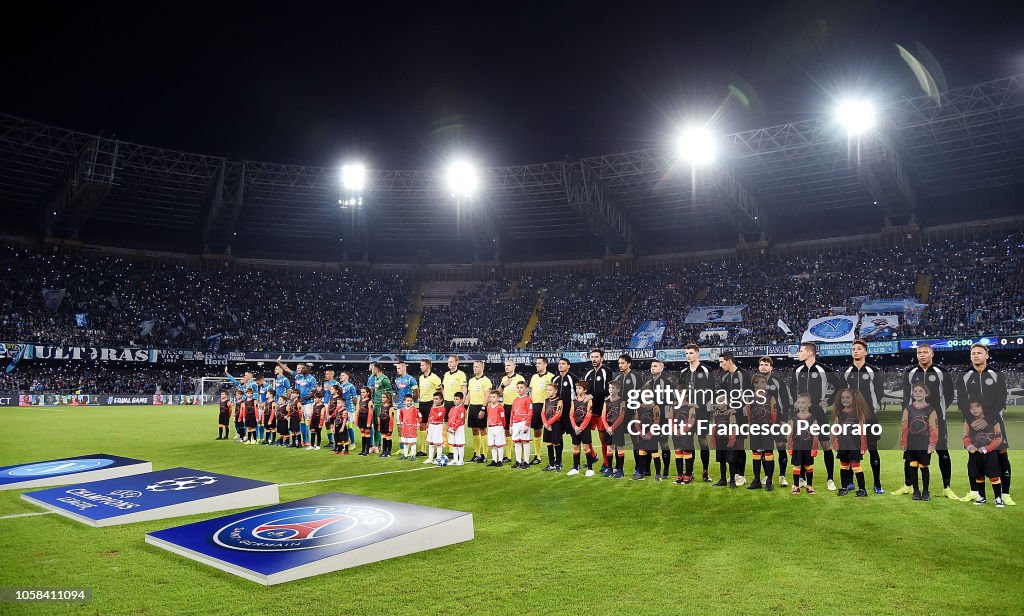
[20, 467, 279, 527]
[146, 493, 475, 585]
[0, 454, 151, 491]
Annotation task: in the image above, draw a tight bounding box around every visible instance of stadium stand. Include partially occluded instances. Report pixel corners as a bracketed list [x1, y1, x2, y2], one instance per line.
[2, 230, 1022, 355]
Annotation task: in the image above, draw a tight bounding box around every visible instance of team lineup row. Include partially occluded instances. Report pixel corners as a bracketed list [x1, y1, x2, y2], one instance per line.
[216, 340, 1014, 507]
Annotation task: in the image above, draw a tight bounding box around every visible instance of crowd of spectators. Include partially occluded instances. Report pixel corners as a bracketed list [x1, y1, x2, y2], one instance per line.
[0, 246, 410, 353]
[415, 281, 538, 352]
[1, 233, 1022, 355]
[0, 362, 208, 394]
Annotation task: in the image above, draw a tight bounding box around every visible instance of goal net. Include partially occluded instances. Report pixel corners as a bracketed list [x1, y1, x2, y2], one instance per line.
[194, 377, 234, 404]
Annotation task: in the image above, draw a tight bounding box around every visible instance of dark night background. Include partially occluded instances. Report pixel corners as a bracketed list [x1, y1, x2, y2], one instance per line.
[4, 1, 1022, 169]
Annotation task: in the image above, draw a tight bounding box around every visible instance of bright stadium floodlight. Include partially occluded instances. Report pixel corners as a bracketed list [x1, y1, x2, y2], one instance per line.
[446, 161, 478, 198]
[342, 163, 366, 191]
[676, 126, 716, 166]
[836, 100, 876, 136]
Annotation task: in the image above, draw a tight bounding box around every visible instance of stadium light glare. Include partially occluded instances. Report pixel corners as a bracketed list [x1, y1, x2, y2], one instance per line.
[446, 161, 478, 197]
[676, 126, 716, 165]
[342, 163, 366, 191]
[836, 100, 876, 136]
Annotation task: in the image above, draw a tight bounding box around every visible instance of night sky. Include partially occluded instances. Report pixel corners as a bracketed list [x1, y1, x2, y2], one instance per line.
[3, 1, 1022, 170]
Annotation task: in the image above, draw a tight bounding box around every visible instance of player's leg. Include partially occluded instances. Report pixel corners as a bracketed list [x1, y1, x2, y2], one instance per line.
[762, 450, 775, 491]
[866, 413, 882, 493]
[997, 450, 1014, 505]
[543, 426, 557, 470]
[909, 459, 921, 499]
[934, 419, 957, 499]
[748, 449, 763, 489]
[611, 429, 626, 478]
[418, 402, 430, 456]
[812, 407, 834, 489]
[659, 439, 671, 482]
[837, 450, 852, 496]
[672, 444, 687, 484]
[531, 403, 544, 465]
[852, 454, 867, 496]
[713, 446, 728, 486]
[698, 434, 711, 482]
[775, 436, 789, 487]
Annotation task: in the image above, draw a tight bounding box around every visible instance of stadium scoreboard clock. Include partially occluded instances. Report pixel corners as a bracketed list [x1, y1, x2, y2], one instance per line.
[900, 335, 1024, 352]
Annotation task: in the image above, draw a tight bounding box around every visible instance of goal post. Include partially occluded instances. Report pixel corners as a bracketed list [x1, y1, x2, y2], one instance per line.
[195, 377, 234, 404]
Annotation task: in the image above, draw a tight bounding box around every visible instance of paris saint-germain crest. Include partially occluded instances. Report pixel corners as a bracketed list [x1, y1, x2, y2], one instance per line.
[213, 505, 395, 551]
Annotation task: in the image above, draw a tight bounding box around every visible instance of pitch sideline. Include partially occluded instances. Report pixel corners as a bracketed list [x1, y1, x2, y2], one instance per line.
[0, 465, 441, 521]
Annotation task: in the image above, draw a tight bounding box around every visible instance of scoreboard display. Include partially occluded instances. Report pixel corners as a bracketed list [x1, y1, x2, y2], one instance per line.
[900, 335, 1024, 352]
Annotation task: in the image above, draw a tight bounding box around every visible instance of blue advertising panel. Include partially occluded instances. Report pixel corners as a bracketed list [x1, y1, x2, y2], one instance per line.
[146, 492, 474, 585]
[21, 467, 278, 527]
[0, 454, 151, 491]
[900, 335, 1024, 353]
[816, 340, 899, 357]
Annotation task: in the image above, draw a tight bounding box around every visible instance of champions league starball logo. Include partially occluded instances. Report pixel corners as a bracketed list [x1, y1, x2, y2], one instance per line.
[808, 318, 855, 340]
[145, 476, 219, 492]
[213, 505, 395, 552]
[109, 489, 142, 498]
[4, 458, 114, 478]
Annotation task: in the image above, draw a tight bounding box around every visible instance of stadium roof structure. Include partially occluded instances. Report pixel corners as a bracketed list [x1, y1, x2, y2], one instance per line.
[1, 74, 1023, 262]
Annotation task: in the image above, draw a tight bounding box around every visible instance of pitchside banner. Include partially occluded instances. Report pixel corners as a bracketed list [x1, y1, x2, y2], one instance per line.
[12, 394, 202, 406]
[815, 340, 899, 357]
[21, 467, 279, 527]
[719, 344, 798, 358]
[801, 316, 859, 343]
[657, 347, 719, 362]
[146, 492, 474, 585]
[684, 305, 746, 324]
[0, 454, 151, 491]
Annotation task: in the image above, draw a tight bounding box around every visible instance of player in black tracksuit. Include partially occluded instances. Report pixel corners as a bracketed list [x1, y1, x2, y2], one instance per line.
[758, 356, 793, 487]
[792, 343, 845, 489]
[842, 340, 886, 493]
[716, 352, 749, 484]
[899, 344, 957, 499]
[679, 345, 715, 481]
[635, 359, 673, 481]
[955, 343, 1013, 504]
[552, 358, 577, 466]
[584, 350, 614, 473]
[614, 354, 643, 477]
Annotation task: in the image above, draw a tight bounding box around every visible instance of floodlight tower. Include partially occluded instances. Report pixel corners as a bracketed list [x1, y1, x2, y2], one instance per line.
[339, 163, 368, 260]
[676, 126, 717, 166]
[836, 100, 877, 137]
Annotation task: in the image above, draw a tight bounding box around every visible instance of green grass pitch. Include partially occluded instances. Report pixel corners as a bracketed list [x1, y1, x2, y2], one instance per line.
[1, 404, 1023, 615]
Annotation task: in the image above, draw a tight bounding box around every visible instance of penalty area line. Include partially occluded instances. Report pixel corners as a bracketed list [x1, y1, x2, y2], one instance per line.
[279, 465, 441, 487]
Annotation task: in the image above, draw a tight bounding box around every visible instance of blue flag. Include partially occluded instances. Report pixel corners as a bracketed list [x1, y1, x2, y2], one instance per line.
[5, 344, 26, 374]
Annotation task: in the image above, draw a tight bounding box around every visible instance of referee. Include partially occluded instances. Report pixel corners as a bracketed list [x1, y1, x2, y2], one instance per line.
[417, 359, 441, 457]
